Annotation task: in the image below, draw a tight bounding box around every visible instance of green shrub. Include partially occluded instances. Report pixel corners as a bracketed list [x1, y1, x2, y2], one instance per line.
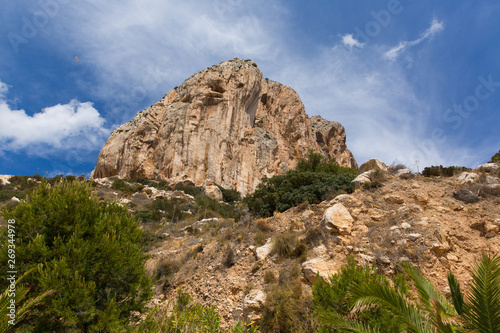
[194, 193, 238, 219]
[217, 185, 241, 203]
[174, 288, 192, 312]
[296, 151, 357, 176]
[111, 178, 135, 193]
[7, 175, 41, 191]
[0, 186, 25, 202]
[133, 209, 158, 223]
[245, 171, 355, 217]
[245, 152, 356, 217]
[490, 150, 500, 163]
[176, 185, 203, 197]
[422, 165, 470, 177]
[313, 257, 407, 333]
[152, 197, 193, 222]
[244, 152, 357, 216]
[0, 181, 152, 331]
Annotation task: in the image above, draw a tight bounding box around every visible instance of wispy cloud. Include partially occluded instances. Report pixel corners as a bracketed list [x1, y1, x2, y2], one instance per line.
[0, 81, 109, 155]
[269, 34, 485, 170]
[42, 0, 285, 123]
[384, 18, 444, 61]
[341, 34, 364, 49]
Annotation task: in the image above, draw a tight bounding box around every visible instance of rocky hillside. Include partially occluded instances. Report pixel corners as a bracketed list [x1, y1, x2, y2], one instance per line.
[17, 160, 478, 328]
[136, 161, 499, 326]
[1, 159, 499, 330]
[92, 58, 357, 195]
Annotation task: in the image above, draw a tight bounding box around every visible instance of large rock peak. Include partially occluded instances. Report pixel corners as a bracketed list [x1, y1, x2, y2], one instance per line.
[92, 58, 357, 195]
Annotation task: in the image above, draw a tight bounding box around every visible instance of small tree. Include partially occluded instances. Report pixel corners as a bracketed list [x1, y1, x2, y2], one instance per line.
[0, 181, 152, 331]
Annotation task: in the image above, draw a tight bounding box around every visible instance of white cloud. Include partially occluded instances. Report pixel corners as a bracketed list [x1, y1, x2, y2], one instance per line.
[384, 18, 444, 61]
[0, 81, 8, 96]
[0, 81, 110, 155]
[269, 40, 484, 170]
[341, 34, 364, 49]
[42, 0, 285, 123]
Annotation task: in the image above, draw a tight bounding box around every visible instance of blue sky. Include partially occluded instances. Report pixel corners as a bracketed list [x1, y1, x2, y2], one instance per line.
[0, 0, 499, 177]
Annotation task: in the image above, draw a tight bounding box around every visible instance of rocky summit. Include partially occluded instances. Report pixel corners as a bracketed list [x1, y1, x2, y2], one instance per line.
[91, 58, 357, 195]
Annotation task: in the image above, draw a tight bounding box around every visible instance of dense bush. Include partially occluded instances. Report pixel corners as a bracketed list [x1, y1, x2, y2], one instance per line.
[422, 165, 470, 177]
[313, 257, 408, 333]
[245, 152, 356, 217]
[0, 181, 152, 331]
[217, 185, 241, 203]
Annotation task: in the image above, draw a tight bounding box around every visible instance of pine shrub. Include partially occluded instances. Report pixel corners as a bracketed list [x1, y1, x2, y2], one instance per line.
[0, 181, 152, 331]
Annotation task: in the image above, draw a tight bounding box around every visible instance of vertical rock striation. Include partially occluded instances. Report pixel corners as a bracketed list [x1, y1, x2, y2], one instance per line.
[92, 58, 357, 195]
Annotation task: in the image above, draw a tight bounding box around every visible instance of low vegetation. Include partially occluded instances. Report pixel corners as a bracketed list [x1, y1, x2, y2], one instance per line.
[261, 264, 313, 333]
[422, 165, 470, 177]
[245, 152, 357, 217]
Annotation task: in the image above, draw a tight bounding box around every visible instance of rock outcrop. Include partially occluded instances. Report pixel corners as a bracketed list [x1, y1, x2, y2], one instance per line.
[92, 58, 357, 195]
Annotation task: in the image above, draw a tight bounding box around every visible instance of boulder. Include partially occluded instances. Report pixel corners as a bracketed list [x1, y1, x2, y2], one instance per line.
[453, 189, 479, 204]
[330, 194, 362, 207]
[0, 175, 12, 185]
[301, 209, 315, 223]
[456, 172, 478, 185]
[256, 239, 273, 261]
[244, 288, 266, 322]
[359, 159, 388, 173]
[431, 242, 451, 255]
[174, 179, 196, 189]
[384, 194, 405, 204]
[395, 168, 412, 178]
[324, 203, 354, 235]
[477, 163, 500, 173]
[351, 171, 373, 189]
[485, 223, 499, 238]
[202, 181, 223, 201]
[302, 257, 338, 283]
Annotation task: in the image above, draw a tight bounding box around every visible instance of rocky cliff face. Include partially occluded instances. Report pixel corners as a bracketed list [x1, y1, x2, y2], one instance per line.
[92, 58, 357, 194]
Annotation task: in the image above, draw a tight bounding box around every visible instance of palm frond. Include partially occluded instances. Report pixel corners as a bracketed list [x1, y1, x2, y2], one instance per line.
[400, 261, 456, 318]
[350, 282, 433, 333]
[466, 254, 500, 333]
[0, 267, 53, 333]
[319, 310, 380, 333]
[447, 272, 465, 316]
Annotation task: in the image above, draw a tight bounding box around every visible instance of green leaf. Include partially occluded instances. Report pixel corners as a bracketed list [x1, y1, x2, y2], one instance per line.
[466, 254, 500, 333]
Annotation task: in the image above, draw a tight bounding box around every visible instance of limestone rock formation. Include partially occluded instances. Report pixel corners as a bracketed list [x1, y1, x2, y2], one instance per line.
[92, 58, 357, 195]
[324, 203, 354, 235]
[359, 158, 388, 173]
